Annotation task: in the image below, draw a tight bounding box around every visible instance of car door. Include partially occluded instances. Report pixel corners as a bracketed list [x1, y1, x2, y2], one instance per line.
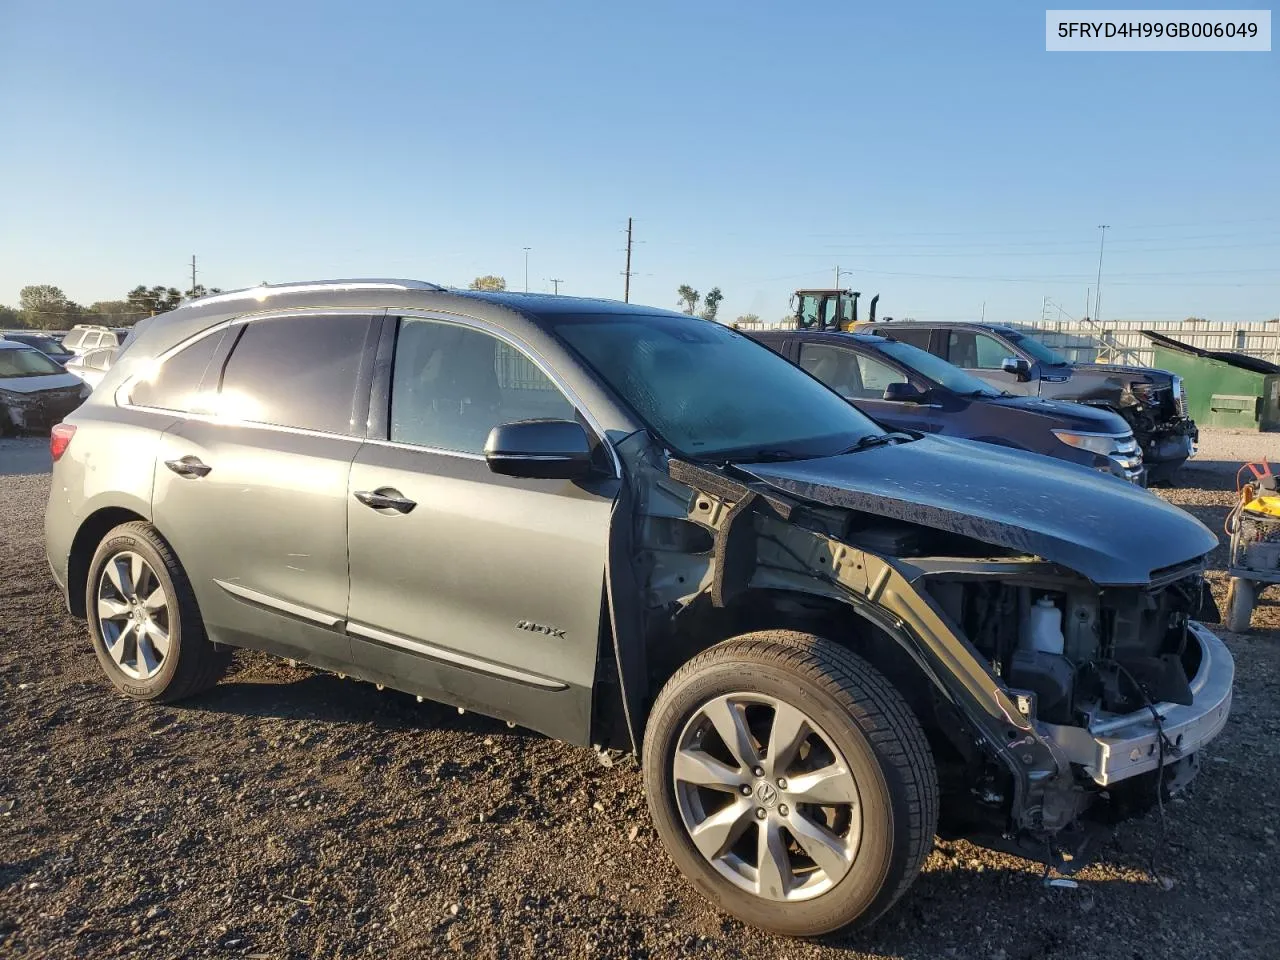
[150, 310, 379, 671]
[797, 341, 943, 433]
[345, 313, 617, 745]
[943, 328, 1035, 395]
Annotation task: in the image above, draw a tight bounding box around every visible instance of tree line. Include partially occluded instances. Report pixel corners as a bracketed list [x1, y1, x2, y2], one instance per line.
[1, 283, 223, 331]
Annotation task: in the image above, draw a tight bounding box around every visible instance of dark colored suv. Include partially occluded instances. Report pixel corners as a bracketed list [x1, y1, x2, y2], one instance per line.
[752, 329, 1143, 483]
[854, 321, 1197, 483]
[45, 281, 1233, 937]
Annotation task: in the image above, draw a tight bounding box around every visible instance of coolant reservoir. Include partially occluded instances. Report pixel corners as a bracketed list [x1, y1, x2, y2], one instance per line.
[1027, 597, 1065, 655]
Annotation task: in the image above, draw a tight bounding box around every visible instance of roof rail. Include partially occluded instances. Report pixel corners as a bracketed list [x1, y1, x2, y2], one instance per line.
[191, 279, 445, 308]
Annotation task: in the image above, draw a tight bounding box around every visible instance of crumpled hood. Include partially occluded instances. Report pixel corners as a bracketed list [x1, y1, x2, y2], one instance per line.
[0, 372, 85, 395]
[739, 435, 1217, 586]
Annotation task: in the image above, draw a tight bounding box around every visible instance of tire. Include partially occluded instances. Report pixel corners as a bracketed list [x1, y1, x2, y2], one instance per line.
[85, 521, 231, 701]
[642, 630, 938, 938]
[1225, 578, 1255, 633]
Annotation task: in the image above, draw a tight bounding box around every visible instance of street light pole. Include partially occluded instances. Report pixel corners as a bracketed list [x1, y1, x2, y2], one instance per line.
[1094, 225, 1109, 323]
[523, 247, 531, 293]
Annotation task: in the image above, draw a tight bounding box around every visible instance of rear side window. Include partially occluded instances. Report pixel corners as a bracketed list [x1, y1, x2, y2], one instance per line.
[129, 332, 223, 411]
[216, 314, 372, 434]
[887, 327, 931, 351]
[390, 317, 574, 453]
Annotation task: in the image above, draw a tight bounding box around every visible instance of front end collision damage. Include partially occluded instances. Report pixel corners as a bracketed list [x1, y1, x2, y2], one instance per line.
[616, 448, 1233, 853]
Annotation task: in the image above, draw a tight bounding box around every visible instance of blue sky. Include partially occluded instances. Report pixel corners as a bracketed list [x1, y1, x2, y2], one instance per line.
[1, 1, 1276, 324]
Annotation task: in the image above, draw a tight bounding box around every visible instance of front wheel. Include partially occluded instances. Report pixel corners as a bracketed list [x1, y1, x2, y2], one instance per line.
[642, 630, 938, 938]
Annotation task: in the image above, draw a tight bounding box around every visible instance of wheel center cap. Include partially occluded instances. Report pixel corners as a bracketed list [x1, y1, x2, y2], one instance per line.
[755, 780, 778, 808]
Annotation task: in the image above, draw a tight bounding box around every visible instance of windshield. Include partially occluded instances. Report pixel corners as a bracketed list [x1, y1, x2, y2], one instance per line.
[875, 338, 1002, 397]
[0, 347, 64, 378]
[552, 314, 883, 461]
[11, 335, 72, 357]
[1005, 331, 1067, 366]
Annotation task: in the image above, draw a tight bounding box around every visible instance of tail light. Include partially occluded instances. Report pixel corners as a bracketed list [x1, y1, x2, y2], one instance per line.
[50, 423, 76, 462]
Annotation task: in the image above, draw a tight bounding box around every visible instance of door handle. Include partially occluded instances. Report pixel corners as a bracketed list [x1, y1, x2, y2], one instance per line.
[164, 456, 212, 479]
[354, 488, 417, 514]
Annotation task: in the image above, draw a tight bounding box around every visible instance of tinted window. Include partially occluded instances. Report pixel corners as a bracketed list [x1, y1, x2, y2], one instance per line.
[217, 314, 371, 434]
[553, 314, 882, 461]
[390, 318, 575, 453]
[129, 332, 223, 411]
[886, 326, 931, 351]
[947, 330, 1010, 370]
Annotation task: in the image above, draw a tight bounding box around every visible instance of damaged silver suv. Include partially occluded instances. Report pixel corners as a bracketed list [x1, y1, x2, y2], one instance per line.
[44, 280, 1234, 937]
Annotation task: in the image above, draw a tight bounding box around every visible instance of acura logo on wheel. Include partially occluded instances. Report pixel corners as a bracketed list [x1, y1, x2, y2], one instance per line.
[755, 781, 778, 808]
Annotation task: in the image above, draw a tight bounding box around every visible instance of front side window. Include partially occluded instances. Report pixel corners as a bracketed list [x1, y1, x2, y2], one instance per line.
[552, 314, 881, 461]
[798, 343, 864, 397]
[874, 339, 1001, 397]
[1005, 331, 1068, 366]
[0, 347, 63, 378]
[62, 330, 86, 350]
[947, 330, 1010, 370]
[129, 331, 223, 411]
[216, 314, 371, 434]
[390, 318, 575, 454]
[855, 353, 910, 397]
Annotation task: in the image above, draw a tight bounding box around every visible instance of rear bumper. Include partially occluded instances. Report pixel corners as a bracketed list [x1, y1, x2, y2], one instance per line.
[1040, 622, 1233, 786]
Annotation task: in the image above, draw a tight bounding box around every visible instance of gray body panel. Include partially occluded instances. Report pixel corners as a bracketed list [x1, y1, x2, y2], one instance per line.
[742, 434, 1217, 586]
[151, 419, 359, 669]
[345, 441, 616, 743]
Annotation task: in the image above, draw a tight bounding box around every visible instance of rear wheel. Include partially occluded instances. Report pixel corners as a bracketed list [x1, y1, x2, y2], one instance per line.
[86, 521, 230, 701]
[1225, 578, 1255, 633]
[643, 630, 937, 937]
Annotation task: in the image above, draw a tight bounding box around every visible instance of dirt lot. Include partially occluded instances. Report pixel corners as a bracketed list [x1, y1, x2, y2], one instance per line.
[1, 433, 1277, 959]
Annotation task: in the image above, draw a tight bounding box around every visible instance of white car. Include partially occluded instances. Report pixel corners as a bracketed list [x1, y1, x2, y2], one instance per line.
[0, 340, 88, 434]
[65, 346, 118, 392]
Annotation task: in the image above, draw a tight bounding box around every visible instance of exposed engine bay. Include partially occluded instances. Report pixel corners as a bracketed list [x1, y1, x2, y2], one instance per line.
[625, 443, 1234, 864]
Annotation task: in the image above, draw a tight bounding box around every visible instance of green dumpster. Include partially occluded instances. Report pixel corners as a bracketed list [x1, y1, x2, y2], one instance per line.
[1143, 331, 1280, 432]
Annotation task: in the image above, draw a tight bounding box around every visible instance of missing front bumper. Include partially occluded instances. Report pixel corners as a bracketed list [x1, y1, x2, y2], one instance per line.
[1039, 622, 1233, 786]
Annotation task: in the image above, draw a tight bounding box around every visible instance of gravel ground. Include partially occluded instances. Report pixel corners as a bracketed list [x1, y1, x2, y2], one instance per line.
[1, 432, 1277, 959]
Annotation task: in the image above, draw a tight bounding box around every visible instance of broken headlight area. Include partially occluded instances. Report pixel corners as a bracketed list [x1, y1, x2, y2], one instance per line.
[918, 562, 1231, 849]
[0, 387, 85, 434]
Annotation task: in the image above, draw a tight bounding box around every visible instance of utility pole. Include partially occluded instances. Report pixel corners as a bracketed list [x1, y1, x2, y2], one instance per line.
[522, 247, 531, 293]
[1094, 225, 1109, 324]
[547, 278, 563, 295]
[623, 218, 633, 302]
[190, 255, 197, 296]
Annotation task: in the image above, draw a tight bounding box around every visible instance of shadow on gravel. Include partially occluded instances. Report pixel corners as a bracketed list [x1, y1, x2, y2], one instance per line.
[182, 671, 544, 740]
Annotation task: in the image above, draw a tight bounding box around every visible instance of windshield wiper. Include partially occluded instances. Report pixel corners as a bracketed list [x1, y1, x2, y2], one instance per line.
[729, 448, 808, 464]
[838, 432, 914, 454]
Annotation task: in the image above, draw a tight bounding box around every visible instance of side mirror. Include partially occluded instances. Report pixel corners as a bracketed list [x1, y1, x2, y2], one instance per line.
[882, 382, 927, 403]
[484, 419, 593, 480]
[1001, 356, 1032, 381]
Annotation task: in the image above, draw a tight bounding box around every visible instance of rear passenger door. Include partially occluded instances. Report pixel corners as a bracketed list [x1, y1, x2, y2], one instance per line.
[344, 314, 616, 744]
[149, 311, 379, 670]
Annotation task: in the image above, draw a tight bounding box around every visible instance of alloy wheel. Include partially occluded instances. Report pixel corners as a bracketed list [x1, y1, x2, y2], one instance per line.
[96, 551, 171, 681]
[673, 692, 862, 902]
